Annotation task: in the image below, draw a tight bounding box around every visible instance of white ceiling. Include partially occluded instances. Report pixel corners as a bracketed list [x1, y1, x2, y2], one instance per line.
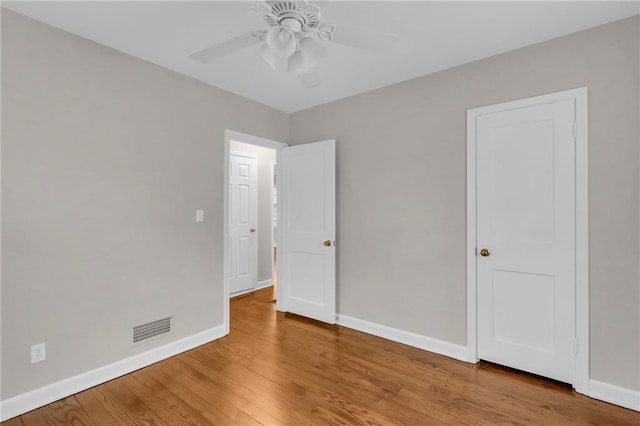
[3, 1, 639, 113]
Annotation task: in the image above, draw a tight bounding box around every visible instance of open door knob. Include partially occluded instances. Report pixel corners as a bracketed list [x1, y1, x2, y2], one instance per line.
[250, 228, 256, 233]
[480, 248, 490, 257]
[323, 240, 332, 247]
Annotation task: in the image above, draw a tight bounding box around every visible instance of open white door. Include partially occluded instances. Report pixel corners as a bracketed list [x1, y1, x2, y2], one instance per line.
[280, 140, 336, 323]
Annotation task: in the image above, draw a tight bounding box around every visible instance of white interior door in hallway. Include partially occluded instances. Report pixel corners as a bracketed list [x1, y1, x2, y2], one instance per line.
[229, 153, 258, 294]
[475, 99, 577, 384]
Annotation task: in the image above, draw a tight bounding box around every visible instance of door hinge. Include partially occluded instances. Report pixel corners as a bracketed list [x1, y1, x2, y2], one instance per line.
[572, 122, 578, 138]
[475, 248, 478, 256]
[574, 338, 579, 355]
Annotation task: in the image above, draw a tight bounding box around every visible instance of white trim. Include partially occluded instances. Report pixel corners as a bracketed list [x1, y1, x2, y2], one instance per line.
[230, 287, 256, 298]
[227, 129, 287, 150]
[466, 103, 478, 364]
[275, 148, 283, 312]
[270, 159, 277, 290]
[256, 279, 273, 291]
[230, 150, 257, 160]
[336, 314, 468, 362]
[588, 380, 640, 412]
[224, 130, 287, 334]
[466, 87, 589, 392]
[0, 325, 226, 422]
[229, 280, 274, 298]
[573, 88, 589, 394]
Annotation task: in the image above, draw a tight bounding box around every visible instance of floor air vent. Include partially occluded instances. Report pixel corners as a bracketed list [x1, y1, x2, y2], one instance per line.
[133, 316, 173, 343]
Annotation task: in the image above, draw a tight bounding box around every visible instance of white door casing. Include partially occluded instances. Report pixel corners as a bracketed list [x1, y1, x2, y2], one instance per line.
[467, 88, 589, 393]
[229, 153, 258, 294]
[280, 140, 336, 324]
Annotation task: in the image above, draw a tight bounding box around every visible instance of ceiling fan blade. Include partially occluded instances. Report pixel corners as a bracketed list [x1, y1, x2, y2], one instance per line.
[310, 0, 330, 9]
[256, 43, 287, 72]
[331, 26, 407, 52]
[299, 67, 322, 88]
[190, 31, 266, 63]
[249, 1, 271, 14]
[256, 43, 278, 70]
[299, 1, 321, 16]
[249, 1, 279, 22]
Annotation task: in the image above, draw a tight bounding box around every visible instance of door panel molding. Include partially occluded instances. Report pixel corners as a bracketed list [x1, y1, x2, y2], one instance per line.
[466, 87, 589, 394]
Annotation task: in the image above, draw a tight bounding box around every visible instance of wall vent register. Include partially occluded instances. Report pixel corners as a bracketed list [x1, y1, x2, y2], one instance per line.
[133, 316, 173, 344]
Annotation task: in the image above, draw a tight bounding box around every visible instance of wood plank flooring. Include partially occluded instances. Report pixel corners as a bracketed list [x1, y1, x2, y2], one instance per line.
[4, 287, 639, 425]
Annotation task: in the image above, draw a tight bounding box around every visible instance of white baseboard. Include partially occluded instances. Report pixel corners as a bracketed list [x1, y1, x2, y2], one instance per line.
[230, 281, 273, 298]
[336, 314, 469, 362]
[589, 379, 640, 412]
[256, 280, 274, 290]
[0, 325, 227, 422]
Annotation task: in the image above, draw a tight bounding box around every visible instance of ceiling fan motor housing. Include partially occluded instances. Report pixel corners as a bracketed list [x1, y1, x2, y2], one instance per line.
[264, 1, 320, 30]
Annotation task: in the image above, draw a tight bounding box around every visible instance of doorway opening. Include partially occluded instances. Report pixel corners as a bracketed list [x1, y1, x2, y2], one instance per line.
[224, 130, 337, 332]
[223, 130, 288, 333]
[229, 141, 277, 296]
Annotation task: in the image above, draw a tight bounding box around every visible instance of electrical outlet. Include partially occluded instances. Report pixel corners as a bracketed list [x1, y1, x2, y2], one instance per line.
[31, 343, 46, 364]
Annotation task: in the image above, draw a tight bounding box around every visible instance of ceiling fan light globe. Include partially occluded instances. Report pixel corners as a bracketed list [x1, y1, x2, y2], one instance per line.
[287, 50, 305, 73]
[278, 30, 291, 43]
[266, 26, 297, 57]
[299, 36, 326, 68]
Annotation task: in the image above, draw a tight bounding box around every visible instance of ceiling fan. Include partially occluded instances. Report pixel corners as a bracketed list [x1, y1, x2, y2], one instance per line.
[189, 0, 404, 88]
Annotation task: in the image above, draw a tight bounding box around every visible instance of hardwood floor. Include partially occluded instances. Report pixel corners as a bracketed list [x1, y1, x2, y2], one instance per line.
[4, 287, 639, 425]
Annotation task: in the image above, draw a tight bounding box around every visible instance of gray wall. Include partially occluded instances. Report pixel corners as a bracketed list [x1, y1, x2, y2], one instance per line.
[290, 16, 640, 390]
[230, 141, 276, 283]
[1, 10, 289, 399]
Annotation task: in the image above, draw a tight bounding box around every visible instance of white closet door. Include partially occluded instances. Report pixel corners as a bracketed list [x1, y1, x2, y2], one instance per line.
[477, 100, 576, 384]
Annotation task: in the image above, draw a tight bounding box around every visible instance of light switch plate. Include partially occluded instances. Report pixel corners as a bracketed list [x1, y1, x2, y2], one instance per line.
[195, 209, 204, 222]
